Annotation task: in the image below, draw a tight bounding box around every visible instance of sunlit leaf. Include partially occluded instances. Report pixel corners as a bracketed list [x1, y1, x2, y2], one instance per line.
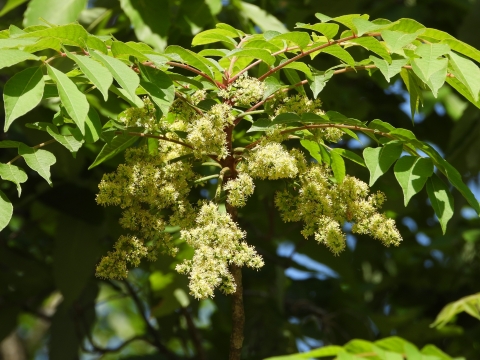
[394, 156, 433, 206]
[0, 163, 28, 197]
[363, 141, 403, 186]
[18, 144, 56, 185]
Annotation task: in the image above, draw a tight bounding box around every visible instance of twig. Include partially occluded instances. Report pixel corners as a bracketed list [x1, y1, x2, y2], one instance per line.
[7, 139, 57, 165]
[165, 61, 224, 88]
[175, 91, 204, 115]
[180, 307, 207, 360]
[229, 263, 244, 360]
[114, 131, 193, 149]
[124, 281, 178, 359]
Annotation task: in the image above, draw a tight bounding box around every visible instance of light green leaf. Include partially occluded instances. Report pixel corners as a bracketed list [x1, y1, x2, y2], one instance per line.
[419, 142, 479, 214]
[309, 69, 334, 98]
[18, 23, 88, 47]
[363, 142, 403, 186]
[4, 66, 45, 132]
[400, 68, 424, 120]
[331, 14, 369, 31]
[46, 126, 83, 156]
[421, 344, 454, 360]
[139, 64, 175, 116]
[86, 35, 107, 54]
[315, 13, 333, 23]
[0, 49, 39, 70]
[300, 140, 322, 163]
[352, 18, 388, 36]
[282, 62, 312, 77]
[295, 23, 339, 40]
[431, 293, 480, 328]
[283, 68, 305, 94]
[426, 174, 453, 235]
[240, 1, 287, 33]
[263, 345, 344, 359]
[91, 50, 140, 103]
[0, 38, 37, 49]
[226, 48, 276, 66]
[330, 150, 346, 183]
[216, 23, 244, 38]
[443, 38, 480, 64]
[0, 163, 28, 197]
[165, 45, 216, 79]
[381, 30, 419, 53]
[448, 51, 480, 102]
[47, 64, 89, 135]
[394, 156, 433, 206]
[84, 107, 102, 143]
[331, 148, 365, 167]
[387, 18, 425, 34]
[119, 0, 169, 50]
[0, 0, 29, 17]
[23, 0, 87, 26]
[350, 37, 391, 62]
[192, 29, 237, 46]
[370, 56, 408, 82]
[410, 43, 449, 89]
[270, 32, 311, 50]
[88, 133, 138, 169]
[0, 190, 13, 232]
[64, 50, 113, 101]
[263, 76, 287, 99]
[110, 41, 149, 61]
[317, 44, 355, 67]
[18, 144, 56, 185]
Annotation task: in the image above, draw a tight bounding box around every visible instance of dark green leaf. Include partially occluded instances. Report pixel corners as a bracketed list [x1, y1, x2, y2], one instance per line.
[88, 133, 138, 169]
[331, 148, 365, 167]
[139, 64, 175, 116]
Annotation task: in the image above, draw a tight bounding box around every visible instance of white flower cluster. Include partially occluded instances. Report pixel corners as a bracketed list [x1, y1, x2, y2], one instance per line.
[224, 173, 255, 207]
[187, 103, 234, 159]
[118, 97, 159, 132]
[176, 202, 264, 299]
[218, 74, 265, 106]
[238, 143, 301, 180]
[275, 163, 402, 254]
[96, 142, 196, 279]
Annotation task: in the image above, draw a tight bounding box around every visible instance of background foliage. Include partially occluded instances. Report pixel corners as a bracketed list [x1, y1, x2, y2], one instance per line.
[1, 0, 480, 359]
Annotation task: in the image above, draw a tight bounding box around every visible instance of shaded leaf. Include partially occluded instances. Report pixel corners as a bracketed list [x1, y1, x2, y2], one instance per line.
[431, 293, 480, 328]
[448, 51, 480, 102]
[331, 148, 365, 167]
[0, 163, 28, 197]
[400, 68, 424, 120]
[47, 64, 89, 135]
[0, 0, 29, 17]
[165, 45, 215, 79]
[0, 190, 13, 232]
[18, 144, 56, 185]
[426, 175, 453, 235]
[350, 37, 391, 62]
[240, 1, 287, 33]
[23, 0, 87, 26]
[88, 133, 138, 169]
[64, 50, 113, 101]
[46, 126, 83, 156]
[3, 66, 45, 131]
[300, 140, 322, 163]
[394, 156, 433, 206]
[309, 69, 334, 98]
[139, 63, 175, 116]
[363, 141, 403, 186]
[330, 150, 346, 183]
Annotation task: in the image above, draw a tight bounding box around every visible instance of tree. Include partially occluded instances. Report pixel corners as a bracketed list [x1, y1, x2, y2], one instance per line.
[1, 1, 480, 359]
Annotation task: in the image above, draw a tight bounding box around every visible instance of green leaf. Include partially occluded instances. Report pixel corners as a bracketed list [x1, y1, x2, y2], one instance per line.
[381, 30, 419, 53]
[330, 150, 346, 183]
[240, 1, 287, 33]
[192, 29, 238, 46]
[88, 133, 138, 169]
[331, 148, 365, 167]
[410, 43, 449, 84]
[317, 44, 355, 67]
[0, 38, 37, 49]
[369, 119, 395, 133]
[216, 23, 244, 38]
[352, 18, 388, 36]
[363, 142, 403, 186]
[84, 107, 102, 143]
[86, 35, 107, 54]
[119, 0, 169, 50]
[370, 56, 408, 82]
[0, 163, 27, 197]
[263, 345, 344, 359]
[0, 190, 13, 232]
[330, 14, 369, 31]
[421, 345, 454, 360]
[270, 32, 311, 50]
[431, 293, 480, 328]
[23, 0, 87, 26]
[426, 175, 453, 235]
[0, 49, 39, 70]
[3, 66, 45, 132]
[0, 140, 23, 148]
[91, 50, 140, 103]
[18, 23, 88, 47]
[165, 45, 216, 79]
[64, 50, 113, 101]
[46, 126, 83, 156]
[350, 37, 391, 62]
[387, 18, 425, 34]
[394, 156, 433, 206]
[47, 64, 89, 135]
[295, 23, 339, 40]
[18, 144, 56, 185]
[263, 76, 287, 99]
[309, 69, 334, 98]
[448, 51, 480, 102]
[110, 41, 149, 61]
[283, 68, 305, 94]
[281, 62, 312, 78]
[139, 64, 175, 116]
[226, 48, 276, 66]
[109, 85, 144, 108]
[400, 68, 424, 120]
[300, 140, 322, 163]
